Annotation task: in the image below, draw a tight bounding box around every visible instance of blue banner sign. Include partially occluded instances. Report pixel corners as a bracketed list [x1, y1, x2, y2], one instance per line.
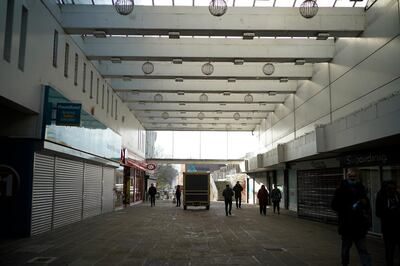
[56, 103, 82, 126]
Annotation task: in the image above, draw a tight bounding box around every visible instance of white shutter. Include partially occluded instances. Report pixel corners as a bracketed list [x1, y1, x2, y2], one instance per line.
[83, 163, 102, 219]
[53, 157, 83, 228]
[31, 153, 55, 236]
[102, 167, 115, 213]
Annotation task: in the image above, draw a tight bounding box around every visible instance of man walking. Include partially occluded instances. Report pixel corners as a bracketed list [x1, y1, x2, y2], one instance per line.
[148, 183, 157, 207]
[331, 168, 371, 266]
[175, 185, 182, 207]
[222, 184, 234, 216]
[271, 184, 282, 214]
[257, 185, 269, 216]
[233, 181, 243, 209]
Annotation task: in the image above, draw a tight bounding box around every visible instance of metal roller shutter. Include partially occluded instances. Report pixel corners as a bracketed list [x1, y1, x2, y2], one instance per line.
[31, 153, 55, 236]
[102, 167, 115, 213]
[53, 157, 84, 229]
[297, 168, 342, 224]
[83, 163, 102, 219]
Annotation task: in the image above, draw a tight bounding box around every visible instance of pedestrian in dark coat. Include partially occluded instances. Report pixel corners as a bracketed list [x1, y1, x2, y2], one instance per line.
[376, 180, 400, 266]
[222, 184, 234, 216]
[175, 185, 182, 207]
[331, 168, 371, 266]
[233, 181, 243, 209]
[271, 184, 282, 214]
[148, 183, 157, 207]
[257, 185, 269, 216]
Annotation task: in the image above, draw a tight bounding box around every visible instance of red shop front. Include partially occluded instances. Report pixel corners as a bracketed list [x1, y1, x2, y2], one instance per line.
[122, 159, 146, 206]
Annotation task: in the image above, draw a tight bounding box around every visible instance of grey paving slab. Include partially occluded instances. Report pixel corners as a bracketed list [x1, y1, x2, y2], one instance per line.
[0, 201, 386, 266]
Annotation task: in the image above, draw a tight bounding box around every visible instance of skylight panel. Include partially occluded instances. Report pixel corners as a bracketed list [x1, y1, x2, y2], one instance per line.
[194, 0, 209, 6]
[135, 0, 153, 5]
[234, 0, 254, 7]
[254, 0, 273, 7]
[274, 0, 295, 7]
[355, 0, 368, 7]
[334, 0, 354, 7]
[296, 0, 335, 7]
[93, 0, 113, 4]
[174, 0, 193, 5]
[154, 0, 173, 5]
[74, 0, 93, 4]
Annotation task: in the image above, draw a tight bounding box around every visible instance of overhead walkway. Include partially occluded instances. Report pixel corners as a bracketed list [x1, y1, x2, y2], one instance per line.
[0, 201, 385, 266]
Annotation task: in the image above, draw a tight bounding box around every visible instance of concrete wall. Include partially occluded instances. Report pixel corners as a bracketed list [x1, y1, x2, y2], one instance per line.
[0, 0, 145, 157]
[258, 0, 400, 152]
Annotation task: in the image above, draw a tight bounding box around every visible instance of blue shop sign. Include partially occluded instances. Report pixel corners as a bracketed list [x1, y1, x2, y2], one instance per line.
[56, 103, 82, 126]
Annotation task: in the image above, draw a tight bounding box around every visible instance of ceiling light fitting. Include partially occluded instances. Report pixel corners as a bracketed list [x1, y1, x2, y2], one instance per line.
[142, 61, 154, 74]
[299, 0, 318, 19]
[209, 0, 228, 17]
[199, 93, 209, 102]
[316, 32, 330, 40]
[295, 59, 306, 65]
[227, 78, 236, 83]
[122, 76, 131, 81]
[198, 112, 205, 120]
[93, 30, 107, 38]
[161, 112, 169, 119]
[201, 63, 214, 75]
[233, 113, 240, 120]
[177, 91, 185, 95]
[280, 77, 289, 83]
[243, 32, 255, 40]
[154, 93, 163, 102]
[234, 59, 244, 65]
[172, 58, 183, 64]
[169, 31, 180, 39]
[114, 0, 134, 16]
[222, 91, 231, 96]
[244, 94, 254, 103]
[110, 57, 122, 63]
[263, 63, 275, 75]
[175, 77, 184, 82]
[268, 91, 277, 96]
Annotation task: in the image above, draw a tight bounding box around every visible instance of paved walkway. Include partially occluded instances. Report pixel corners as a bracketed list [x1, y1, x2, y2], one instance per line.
[0, 201, 387, 265]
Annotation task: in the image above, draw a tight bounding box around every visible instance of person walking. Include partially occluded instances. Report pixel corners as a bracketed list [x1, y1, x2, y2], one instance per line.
[175, 185, 182, 207]
[148, 183, 157, 207]
[222, 184, 234, 216]
[331, 168, 372, 266]
[271, 184, 282, 214]
[233, 181, 243, 209]
[376, 180, 400, 266]
[257, 185, 269, 216]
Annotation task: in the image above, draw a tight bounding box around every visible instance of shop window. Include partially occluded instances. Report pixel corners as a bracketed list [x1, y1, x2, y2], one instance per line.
[3, 0, 14, 62]
[82, 63, 86, 92]
[64, 43, 69, 77]
[89, 71, 93, 99]
[74, 53, 78, 86]
[18, 6, 28, 71]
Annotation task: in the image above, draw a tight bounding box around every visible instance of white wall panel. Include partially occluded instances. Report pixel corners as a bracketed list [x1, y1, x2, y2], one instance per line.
[296, 114, 330, 137]
[272, 113, 294, 142]
[295, 88, 330, 130]
[102, 167, 115, 214]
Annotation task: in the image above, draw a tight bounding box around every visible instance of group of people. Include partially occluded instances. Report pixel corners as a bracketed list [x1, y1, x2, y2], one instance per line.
[147, 183, 182, 207]
[331, 168, 400, 266]
[222, 181, 282, 217]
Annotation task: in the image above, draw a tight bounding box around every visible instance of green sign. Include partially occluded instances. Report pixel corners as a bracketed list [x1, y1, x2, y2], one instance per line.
[56, 103, 82, 126]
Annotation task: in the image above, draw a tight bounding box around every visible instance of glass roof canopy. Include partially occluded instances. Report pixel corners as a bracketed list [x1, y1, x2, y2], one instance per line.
[59, 0, 369, 8]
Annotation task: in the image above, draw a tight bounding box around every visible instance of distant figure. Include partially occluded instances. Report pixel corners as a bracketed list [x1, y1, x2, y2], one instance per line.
[376, 180, 400, 266]
[148, 183, 157, 207]
[331, 168, 371, 266]
[270, 185, 282, 215]
[257, 185, 269, 216]
[222, 184, 234, 216]
[176, 185, 182, 207]
[233, 181, 243, 209]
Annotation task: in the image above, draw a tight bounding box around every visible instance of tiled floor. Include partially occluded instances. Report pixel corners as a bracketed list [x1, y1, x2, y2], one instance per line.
[0, 201, 387, 265]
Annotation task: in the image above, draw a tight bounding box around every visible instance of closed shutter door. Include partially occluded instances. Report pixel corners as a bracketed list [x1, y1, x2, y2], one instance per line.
[53, 157, 83, 229]
[297, 168, 342, 223]
[31, 153, 55, 236]
[83, 163, 102, 219]
[102, 167, 115, 213]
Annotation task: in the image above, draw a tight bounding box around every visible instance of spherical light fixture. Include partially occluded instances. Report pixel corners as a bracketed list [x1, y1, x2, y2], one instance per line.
[198, 112, 205, 120]
[233, 112, 240, 120]
[209, 0, 228, 17]
[199, 93, 209, 102]
[244, 94, 254, 103]
[114, 0, 134, 16]
[201, 63, 214, 75]
[262, 63, 275, 75]
[161, 112, 169, 120]
[142, 61, 154, 74]
[154, 93, 163, 102]
[299, 0, 318, 19]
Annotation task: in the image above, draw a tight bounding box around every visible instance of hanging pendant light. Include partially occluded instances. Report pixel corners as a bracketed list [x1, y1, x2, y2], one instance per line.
[142, 61, 154, 74]
[201, 62, 214, 75]
[233, 113, 240, 120]
[199, 93, 209, 102]
[198, 112, 205, 120]
[114, 0, 134, 16]
[209, 0, 228, 17]
[161, 112, 169, 120]
[299, 0, 318, 19]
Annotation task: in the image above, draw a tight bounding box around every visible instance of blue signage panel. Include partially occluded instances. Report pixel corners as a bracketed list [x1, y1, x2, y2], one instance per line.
[56, 103, 82, 126]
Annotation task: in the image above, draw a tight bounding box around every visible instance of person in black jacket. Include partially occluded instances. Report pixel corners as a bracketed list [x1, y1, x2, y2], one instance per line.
[148, 183, 157, 207]
[331, 168, 372, 266]
[175, 185, 182, 207]
[222, 184, 234, 216]
[233, 181, 243, 209]
[376, 180, 400, 266]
